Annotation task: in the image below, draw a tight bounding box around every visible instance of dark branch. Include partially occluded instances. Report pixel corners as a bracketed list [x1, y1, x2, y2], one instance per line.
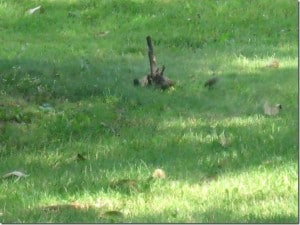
[146, 36, 156, 77]
[160, 65, 165, 76]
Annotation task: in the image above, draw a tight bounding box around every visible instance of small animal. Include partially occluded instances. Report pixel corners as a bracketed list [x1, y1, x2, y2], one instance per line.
[133, 73, 174, 90]
[133, 76, 150, 87]
[76, 153, 86, 161]
[263, 102, 282, 116]
[155, 76, 175, 90]
[204, 77, 219, 88]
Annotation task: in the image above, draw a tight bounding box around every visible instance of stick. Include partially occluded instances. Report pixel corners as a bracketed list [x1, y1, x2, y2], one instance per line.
[160, 65, 165, 76]
[146, 36, 156, 76]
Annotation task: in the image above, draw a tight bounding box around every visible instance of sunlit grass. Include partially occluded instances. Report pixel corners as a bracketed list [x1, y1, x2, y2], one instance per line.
[159, 115, 266, 129]
[0, 0, 297, 223]
[233, 55, 298, 72]
[2, 160, 296, 223]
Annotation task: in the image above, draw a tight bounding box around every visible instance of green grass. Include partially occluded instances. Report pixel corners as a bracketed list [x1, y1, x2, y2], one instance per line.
[0, 0, 298, 223]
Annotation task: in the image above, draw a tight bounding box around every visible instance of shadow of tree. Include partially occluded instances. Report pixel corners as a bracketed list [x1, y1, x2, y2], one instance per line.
[5, 203, 125, 223]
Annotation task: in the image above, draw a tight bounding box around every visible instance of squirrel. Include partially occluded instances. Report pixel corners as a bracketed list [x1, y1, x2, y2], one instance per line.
[204, 77, 219, 88]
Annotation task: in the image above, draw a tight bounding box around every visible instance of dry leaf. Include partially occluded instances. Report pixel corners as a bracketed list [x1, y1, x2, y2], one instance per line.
[152, 168, 166, 179]
[219, 136, 228, 147]
[266, 59, 279, 68]
[27, 5, 44, 15]
[94, 31, 110, 39]
[97, 31, 110, 37]
[263, 102, 282, 116]
[3, 171, 29, 179]
[218, 132, 231, 147]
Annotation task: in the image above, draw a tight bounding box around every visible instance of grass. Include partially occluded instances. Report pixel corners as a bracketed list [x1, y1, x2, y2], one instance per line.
[0, 0, 298, 223]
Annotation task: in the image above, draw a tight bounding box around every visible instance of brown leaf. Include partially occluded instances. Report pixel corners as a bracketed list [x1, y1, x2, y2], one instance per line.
[27, 5, 44, 15]
[218, 132, 231, 147]
[266, 59, 279, 68]
[263, 102, 282, 116]
[152, 168, 166, 179]
[94, 31, 109, 38]
[99, 31, 109, 37]
[3, 171, 29, 179]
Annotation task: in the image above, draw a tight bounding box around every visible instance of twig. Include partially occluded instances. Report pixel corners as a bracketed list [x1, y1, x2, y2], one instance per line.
[146, 36, 156, 77]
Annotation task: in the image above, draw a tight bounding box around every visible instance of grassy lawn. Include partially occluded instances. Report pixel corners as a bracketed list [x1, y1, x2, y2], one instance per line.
[0, 0, 298, 223]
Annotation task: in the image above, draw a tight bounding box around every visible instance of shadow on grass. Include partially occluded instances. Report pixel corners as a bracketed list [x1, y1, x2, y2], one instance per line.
[4, 204, 124, 223]
[0, 56, 297, 177]
[125, 206, 299, 223]
[196, 206, 299, 223]
[11, 202, 297, 224]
